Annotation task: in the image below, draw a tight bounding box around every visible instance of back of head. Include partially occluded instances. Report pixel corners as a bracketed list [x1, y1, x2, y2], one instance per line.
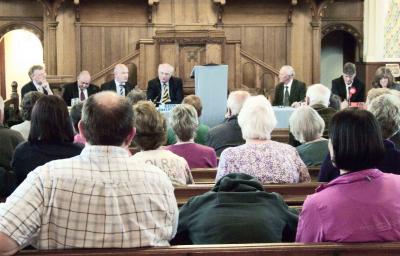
[21, 91, 43, 121]
[238, 95, 277, 140]
[329, 108, 385, 172]
[343, 62, 356, 76]
[133, 101, 166, 150]
[227, 90, 251, 116]
[70, 102, 84, 133]
[367, 94, 400, 139]
[81, 91, 133, 146]
[170, 104, 199, 142]
[289, 106, 325, 143]
[126, 89, 147, 106]
[366, 88, 391, 105]
[29, 95, 74, 144]
[306, 84, 331, 107]
[182, 94, 202, 117]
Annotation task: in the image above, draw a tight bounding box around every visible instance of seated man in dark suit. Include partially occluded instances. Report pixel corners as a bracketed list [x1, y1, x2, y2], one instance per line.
[100, 64, 134, 96]
[147, 63, 184, 105]
[21, 65, 53, 100]
[331, 62, 365, 103]
[62, 71, 99, 106]
[273, 65, 306, 106]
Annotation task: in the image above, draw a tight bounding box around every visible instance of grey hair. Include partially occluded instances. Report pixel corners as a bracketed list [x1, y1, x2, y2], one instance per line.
[0, 96, 4, 113]
[280, 65, 295, 77]
[238, 95, 277, 140]
[367, 94, 400, 139]
[306, 84, 331, 107]
[227, 90, 251, 116]
[170, 104, 199, 142]
[289, 106, 325, 143]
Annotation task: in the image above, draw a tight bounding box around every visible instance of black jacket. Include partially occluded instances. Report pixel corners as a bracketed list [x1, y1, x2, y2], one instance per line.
[273, 79, 307, 106]
[100, 80, 134, 96]
[146, 76, 184, 104]
[331, 76, 365, 102]
[62, 82, 99, 106]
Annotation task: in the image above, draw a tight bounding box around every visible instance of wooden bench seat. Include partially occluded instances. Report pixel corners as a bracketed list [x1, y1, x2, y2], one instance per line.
[18, 242, 400, 255]
[175, 182, 321, 206]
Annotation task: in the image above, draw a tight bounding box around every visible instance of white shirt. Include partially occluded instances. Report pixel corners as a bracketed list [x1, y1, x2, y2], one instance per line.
[10, 120, 30, 140]
[345, 83, 353, 100]
[0, 146, 178, 249]
[33, 81, 53, 95]
[132, 149, 193, 186]
[114, 80, 126, 96]
[284, 79, 293, 96]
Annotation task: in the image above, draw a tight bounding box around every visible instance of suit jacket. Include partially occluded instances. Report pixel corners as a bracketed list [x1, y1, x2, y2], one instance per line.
[331, 76, 365, 102]
[147, 76, 184, 104]
[273, 79, 306, 106]
[100, 80, 134, 96]
[62, 82, 100, 106]
[21, 81, 53, 100]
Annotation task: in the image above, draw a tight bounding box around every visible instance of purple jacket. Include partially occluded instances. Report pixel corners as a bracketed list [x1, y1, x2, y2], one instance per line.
[296, 169, 400, 242]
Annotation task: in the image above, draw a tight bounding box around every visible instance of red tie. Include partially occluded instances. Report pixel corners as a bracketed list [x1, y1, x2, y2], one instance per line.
[80, 89, 85, 101]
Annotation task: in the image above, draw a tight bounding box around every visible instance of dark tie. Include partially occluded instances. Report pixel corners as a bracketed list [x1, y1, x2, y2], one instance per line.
[43, 88, 48, 95]
[283, 86, 290, 106]
[80, 89, 85, 101]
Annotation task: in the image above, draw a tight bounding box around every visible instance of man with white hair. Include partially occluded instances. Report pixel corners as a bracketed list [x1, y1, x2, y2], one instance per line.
[101, 63, 135, 96]
[273, 65, 306, 106]
[0, 96, 24, 172]
[62, 70, 99, 106]
[147, 63, 184, 105]
[206, 90, 250, 156]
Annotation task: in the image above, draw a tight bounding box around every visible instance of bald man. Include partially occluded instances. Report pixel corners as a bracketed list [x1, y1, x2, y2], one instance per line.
[101, 64, 135, 96]
[62, 71, 100, 106]
[147, 63, 184, 105]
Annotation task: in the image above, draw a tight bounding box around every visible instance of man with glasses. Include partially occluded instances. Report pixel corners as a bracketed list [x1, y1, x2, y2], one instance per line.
[62, 71, 99, 106]
[147, 63, 184, 105]
[21, 65, 53, 100]
[331, 62, 365, 103]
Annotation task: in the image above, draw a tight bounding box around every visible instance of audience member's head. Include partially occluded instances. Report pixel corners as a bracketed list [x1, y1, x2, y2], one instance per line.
[158, 63, 174, 84]
[29, 95, 74, 144]
[133, 101, 166, 150]
[227, 90, 250, 117]
[28, 65, 46, 85]
[342, 62, 356, 85]
[289, 106, 325, 143]
[77, 71, 91, 90]
[182, 95, 203, 118]
[170, 104, 198, 142]
[278, 65, 295, 85]
[114, 64, 129, 84]
[372, 66, 396, 89]
[126, 88, 147, 106]
[365, 87, 400, 105]
[329, 108, 385, 172]
[367, 94, 400, 140]
[70, 102, 84, 134]
[306, 84, 331, 107]
[0, 96, 4, 124]
[80, 91, 134, 146]
[238, 95, 277, 140]
[21, 91, 43, 121]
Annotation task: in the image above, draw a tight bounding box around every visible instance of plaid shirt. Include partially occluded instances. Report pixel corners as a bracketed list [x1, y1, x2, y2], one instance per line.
[0, 146, 178, 249]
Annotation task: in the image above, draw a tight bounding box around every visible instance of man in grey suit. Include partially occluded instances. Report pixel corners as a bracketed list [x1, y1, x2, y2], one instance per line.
[273, 65, 306, 107]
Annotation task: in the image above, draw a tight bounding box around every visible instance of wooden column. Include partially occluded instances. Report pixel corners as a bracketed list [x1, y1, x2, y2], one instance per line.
[311, 20, 321, 84]
[47, 20, 58, 75]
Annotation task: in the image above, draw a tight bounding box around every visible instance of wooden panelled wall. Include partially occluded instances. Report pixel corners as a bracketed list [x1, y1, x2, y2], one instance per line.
[0, 0, 369, 97]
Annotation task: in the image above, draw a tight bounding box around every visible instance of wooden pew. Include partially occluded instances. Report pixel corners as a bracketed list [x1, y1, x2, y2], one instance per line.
[271, 128, 289, 143]
[174, 183, 321, 206]
[191, 167, 321, 184]
[18, 242, 400, 255]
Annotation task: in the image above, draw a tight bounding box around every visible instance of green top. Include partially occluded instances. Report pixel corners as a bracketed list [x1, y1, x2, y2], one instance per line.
[166, 123, 209, 145]
[296, 139, 329, 167]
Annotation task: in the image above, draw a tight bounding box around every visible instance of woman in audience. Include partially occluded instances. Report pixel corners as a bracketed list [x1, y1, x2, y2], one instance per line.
[289, 106, 328, 166]
[166, 104, 217, 169]
[10, 91, 43, 140]
[11, 95, 83, 185]
[173, 173, 298, 244]
[126, 88, 147, 106]
[216, 95, 310, 183]
[297, 108, 400, 242]
[69, 102, 85, 144]
[131, 101, 193, 185]
[372, 66, 400, 90]
[166, 95, 209, 145]
[319, 94, 400, 182]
